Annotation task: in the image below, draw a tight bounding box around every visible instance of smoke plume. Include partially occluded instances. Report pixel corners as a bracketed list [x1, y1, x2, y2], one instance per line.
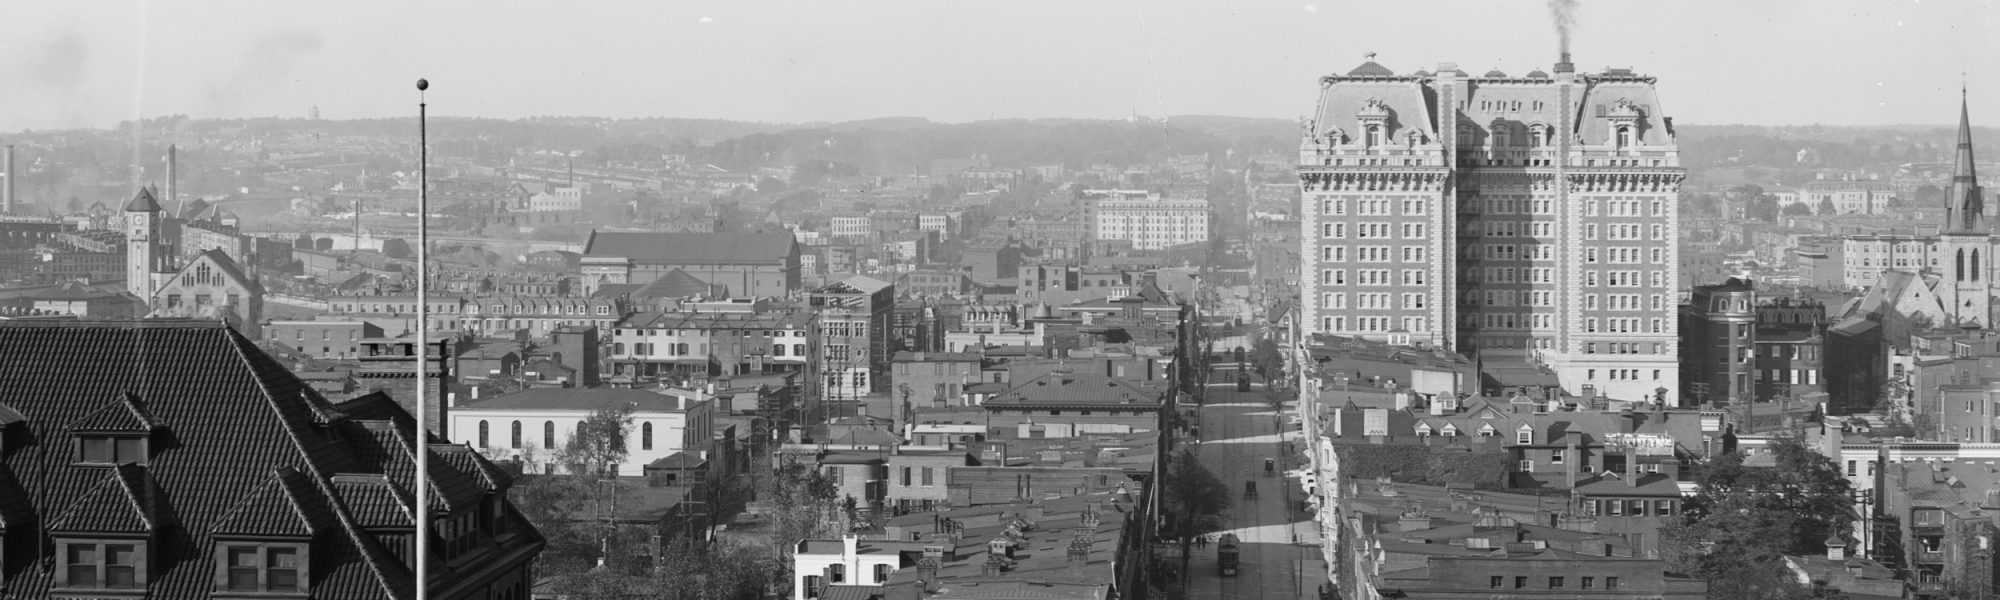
[28, 33, 90, 91]
[201, 30, 324, 116]
[1548, 0, 1580, 56]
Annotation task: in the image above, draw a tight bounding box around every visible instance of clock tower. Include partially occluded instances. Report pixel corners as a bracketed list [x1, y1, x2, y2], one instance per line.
[124, 187, 163, 299]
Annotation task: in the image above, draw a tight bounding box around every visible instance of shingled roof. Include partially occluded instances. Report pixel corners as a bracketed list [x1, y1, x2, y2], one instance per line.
[0, 320, 543, 599]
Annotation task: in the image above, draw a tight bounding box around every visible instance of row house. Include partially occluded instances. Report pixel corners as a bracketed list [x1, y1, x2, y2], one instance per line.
[608, 308, 816, 381]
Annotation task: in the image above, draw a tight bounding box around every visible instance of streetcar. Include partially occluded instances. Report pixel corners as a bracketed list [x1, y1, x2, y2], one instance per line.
[1217, 533, 1241, 576]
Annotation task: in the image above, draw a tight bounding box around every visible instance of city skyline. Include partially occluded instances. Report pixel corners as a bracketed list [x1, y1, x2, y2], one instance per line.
[0, 0, 1994, 132]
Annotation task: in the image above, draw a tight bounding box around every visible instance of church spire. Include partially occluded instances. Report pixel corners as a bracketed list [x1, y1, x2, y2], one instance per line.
[1951, 88, 1985, 233]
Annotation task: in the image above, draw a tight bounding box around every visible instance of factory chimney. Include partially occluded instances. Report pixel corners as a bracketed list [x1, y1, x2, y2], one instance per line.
[166, 145, 178, 211]
[2, 145, 12, 215]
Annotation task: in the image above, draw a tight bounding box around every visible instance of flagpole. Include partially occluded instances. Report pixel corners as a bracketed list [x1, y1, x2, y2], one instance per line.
[414, 77, 430, 600]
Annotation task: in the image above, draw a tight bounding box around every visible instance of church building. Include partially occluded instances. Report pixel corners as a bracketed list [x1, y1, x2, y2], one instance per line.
[126, 187, 266, 338]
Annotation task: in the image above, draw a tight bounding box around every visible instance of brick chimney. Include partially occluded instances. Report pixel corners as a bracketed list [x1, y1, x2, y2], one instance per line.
[918, 547, 943, 587]
[1068, 531, 1091, 563]
[1825, 536, 1848, 561]
[982, 553, 1006, 577]
[1626, 452, 1640, 488]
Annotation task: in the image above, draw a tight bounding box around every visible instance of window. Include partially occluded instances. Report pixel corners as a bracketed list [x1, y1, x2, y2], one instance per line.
[805, 575, 822, 598]
[511, 421, 522, 449]
[1491, 576, 1505, 589]
[77, 436, 147, 465]
[1549, 577, 1564, 589]
[1517, 429, 1533, 445]
[1515, 576, 1528, 589]
[831, 564, 846, 583]
[875, 564, 891, 583]
[479, 421, 490, 449]
[63, 541, 142, 589]
[1582, 577, 1596, 589]
[1552, 450, 1565, 464]
[1606, 577, 1620, 590]
[642, 422, 654, 451]
[923, 467, 935, 486]
[545, 421, 555, 448]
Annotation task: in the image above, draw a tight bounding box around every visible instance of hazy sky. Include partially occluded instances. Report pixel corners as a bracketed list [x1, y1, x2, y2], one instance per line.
[1, 0, 1994, 132]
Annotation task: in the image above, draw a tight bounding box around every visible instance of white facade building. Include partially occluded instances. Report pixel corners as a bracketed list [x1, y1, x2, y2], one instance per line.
[451, 388, 713, 476]
[1090, 194, 1211, 250]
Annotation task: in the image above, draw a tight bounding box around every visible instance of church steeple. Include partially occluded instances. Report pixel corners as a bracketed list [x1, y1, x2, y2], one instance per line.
[1951, 87, 1985, 233]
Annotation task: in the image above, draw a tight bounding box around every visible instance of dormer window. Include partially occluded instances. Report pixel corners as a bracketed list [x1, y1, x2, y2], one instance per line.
[77, 435, 148, 466]
[60, 541, 145, 590]
[1516, 425, 1535, 445]
[217, 543, 306, 594]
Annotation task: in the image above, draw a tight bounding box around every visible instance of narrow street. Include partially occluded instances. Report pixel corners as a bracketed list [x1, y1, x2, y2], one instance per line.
[1181, 372, 1323, 600]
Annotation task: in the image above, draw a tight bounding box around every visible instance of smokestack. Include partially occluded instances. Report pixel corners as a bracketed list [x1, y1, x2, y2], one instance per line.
[3, 144, 13, 215]
[1555, 52, 1575, 75]
[166, 145, 178, 210]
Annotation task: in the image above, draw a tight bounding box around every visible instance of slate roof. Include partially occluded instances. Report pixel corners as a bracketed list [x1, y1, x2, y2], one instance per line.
[67, 391, 166, 432]
[582, 230, 795, 265]
[123, 187, 163, 212]
[0, 320, 543, 599]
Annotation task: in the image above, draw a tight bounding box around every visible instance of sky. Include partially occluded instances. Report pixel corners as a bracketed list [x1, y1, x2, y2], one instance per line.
[0, 0, 1994, 132]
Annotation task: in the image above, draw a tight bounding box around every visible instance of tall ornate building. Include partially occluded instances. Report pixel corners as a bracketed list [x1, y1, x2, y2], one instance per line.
[1298, 54, 1682, 403]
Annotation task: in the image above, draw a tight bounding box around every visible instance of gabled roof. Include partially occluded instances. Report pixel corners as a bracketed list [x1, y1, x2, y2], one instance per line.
[212, 467, 336, 537]
[68, 391, 167, 432]
[633, 268, 718, 300]
[51, 464, 153, 534]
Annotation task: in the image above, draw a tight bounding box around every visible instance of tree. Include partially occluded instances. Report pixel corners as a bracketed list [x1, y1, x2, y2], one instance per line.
[1163, 448, 1232, 595]
[566, 404, 635, 476]
[1781, 202, 1814, 217]
[1249, 337, 1286, 389]
[381, 238, 412, 259]
[763, 456, 846, 599]
[1817, 197, 1838, 215]
[1663, 435, 1853, 600]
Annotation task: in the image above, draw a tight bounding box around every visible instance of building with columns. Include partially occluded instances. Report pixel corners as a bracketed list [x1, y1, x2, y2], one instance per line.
[1298, 54, 1681, 403]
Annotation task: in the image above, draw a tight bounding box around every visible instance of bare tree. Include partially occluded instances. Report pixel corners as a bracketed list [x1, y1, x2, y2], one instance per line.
[1164, 448, 1232, 594]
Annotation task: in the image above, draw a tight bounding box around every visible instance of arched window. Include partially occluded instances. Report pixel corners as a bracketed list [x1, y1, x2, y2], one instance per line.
[1958, 249, 1967, 281]
[544, 421, 555, 449]
[511, 421, 522, 449]
[1493, 125, 1510, 147]
[479, 421, 489, 449]
[1456, 125, 1475, 147]
[1365, 125, 1384, 148]
[642, 422, 654, 451]
[1976, 249, 1983, 281]
[1615, 126, 1633, 149]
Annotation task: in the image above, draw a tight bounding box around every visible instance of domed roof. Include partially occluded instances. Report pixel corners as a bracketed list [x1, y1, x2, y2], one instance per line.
[1525, 69, 1550, 79]
[1412, 69, 1432, 77]
[1483, 69, 1508, 78]
[1346, 61, 1394, 77]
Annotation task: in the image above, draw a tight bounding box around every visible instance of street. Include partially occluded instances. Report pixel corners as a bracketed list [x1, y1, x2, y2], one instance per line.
[1181, 373, 1325, 600]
